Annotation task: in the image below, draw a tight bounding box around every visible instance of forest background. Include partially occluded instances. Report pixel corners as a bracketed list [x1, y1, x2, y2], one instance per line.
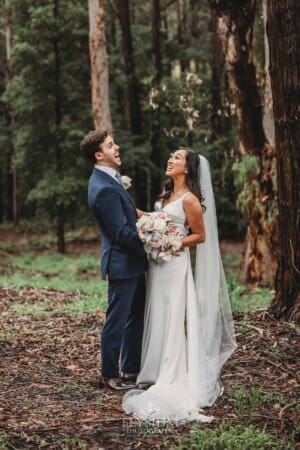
[0, 1, 299, 448]
[1, 0, 299, 318]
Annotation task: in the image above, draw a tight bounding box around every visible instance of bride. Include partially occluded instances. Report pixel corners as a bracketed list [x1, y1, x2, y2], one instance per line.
[122, 148, 236, 423]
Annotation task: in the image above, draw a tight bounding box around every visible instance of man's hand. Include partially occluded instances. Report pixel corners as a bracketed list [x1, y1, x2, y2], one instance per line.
[136, 208, 144, 218]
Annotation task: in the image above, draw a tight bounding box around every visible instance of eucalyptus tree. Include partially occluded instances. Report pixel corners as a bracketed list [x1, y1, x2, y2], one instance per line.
[209, 0, 277, 285]
[267, 0, 300, 320]
[88, 0, 112, 131]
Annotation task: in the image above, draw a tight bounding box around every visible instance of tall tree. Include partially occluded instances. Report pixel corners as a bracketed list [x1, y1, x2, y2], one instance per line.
[88, 0, 112, 131]
[267, 0, 300, 320]
[53, 0, 65, 252]
[262, 0, 274, 146]
[152, 0, 161, 89]
[210, 5, 224, 138]
[1, 0, 19, 225]
[150, 0, 163, 204]
[115, 0, 143, 135]
[6, 0, 91, 250]
[210, 0, 277, 285]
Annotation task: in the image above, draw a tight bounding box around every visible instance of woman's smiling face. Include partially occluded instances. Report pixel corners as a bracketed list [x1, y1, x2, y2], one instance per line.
[165, 149, 187, 178]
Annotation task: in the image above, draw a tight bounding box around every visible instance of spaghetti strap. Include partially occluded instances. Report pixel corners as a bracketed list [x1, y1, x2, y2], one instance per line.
[181, 192, 192, 200]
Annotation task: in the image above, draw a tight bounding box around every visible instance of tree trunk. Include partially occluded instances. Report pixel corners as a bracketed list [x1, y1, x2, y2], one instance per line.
[3, 0, 19, 226]
[262, 0, 275, 146]
[210, 0, 277, 285]
[150, 0, 163, 206]
[267, 0, 300, 321]
[210, 5, 224, 138]
[152, 0, 161, 88]
[88, 0, 112, 132]
[53, 0, 65, 253]
[118, 0, 143, 135]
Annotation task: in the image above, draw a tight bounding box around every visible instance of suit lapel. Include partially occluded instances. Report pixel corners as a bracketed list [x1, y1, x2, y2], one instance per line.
[93, 168, 136, 210]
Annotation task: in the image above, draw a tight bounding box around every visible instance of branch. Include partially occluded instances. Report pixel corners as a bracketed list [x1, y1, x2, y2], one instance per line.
[279, 400, 300, 420]
[290, 239, 300, 275]
[160, 0, 177, 13]
[106, 0, 120, 20]
[235, 321, 264, 335]
[264, 358, 295, 377]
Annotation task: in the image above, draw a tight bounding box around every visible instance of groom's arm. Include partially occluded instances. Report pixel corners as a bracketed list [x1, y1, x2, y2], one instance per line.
[94, 187, 144, 254]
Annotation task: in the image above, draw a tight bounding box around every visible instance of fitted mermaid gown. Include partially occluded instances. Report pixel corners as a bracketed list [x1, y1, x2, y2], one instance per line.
[122, 194, 230, 423]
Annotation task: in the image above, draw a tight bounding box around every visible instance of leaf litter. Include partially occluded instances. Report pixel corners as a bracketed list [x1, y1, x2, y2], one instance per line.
[0, 285, 299, 449]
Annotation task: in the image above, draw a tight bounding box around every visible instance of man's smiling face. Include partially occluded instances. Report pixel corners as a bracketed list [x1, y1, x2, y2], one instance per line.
[95, 135, 121, 169]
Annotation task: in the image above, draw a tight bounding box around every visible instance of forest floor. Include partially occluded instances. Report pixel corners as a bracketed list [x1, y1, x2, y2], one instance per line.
[0, 226, 299, 449]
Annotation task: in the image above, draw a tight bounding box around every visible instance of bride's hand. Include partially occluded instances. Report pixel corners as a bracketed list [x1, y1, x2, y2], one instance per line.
[175, 239, 184, 256]
[136, 208, 144, 218]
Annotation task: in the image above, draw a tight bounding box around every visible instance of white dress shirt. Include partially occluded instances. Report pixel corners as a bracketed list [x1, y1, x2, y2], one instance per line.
[94, 165, 118, 179]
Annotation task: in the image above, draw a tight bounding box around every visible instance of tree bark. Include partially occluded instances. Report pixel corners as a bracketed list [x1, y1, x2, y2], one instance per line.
[150, 0, 163, 205]
[210, 0, 277, 285]
[152, 0, 161, 88]
[118, 0, 143, 135]
[267, 0, 300, 321]
[262, 0, 275, 146]
[88, 0, 112, 132]
[210, 5, 224, 138]
[53, 0, 65, 253]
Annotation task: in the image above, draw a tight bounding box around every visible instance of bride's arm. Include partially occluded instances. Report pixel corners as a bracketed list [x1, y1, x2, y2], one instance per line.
[182, 193, 205, 247]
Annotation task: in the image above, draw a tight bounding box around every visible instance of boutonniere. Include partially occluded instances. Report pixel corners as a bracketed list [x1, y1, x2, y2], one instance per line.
[121, 175, 132, 190]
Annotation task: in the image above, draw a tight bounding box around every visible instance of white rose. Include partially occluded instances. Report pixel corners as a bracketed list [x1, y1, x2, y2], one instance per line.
[137, 214, 151, 231]
[121, 175, 132, 190]
[153, 218, 167, 232]
[168, 235, 182, 251]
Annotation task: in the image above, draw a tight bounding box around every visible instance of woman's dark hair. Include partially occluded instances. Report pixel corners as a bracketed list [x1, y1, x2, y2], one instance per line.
[80, 130, 108, 163]
[159, 147, 206, 210]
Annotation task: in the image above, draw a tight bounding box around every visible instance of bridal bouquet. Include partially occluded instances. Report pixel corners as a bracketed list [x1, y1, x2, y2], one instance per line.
[137, 212, 184, 263]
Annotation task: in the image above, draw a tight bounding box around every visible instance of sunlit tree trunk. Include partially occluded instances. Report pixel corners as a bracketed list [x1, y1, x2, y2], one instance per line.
[262, 0, 275, 146]
[210, 0, 277, 285]
[267, 0, 300, 321]
[88, 0, 112, 132]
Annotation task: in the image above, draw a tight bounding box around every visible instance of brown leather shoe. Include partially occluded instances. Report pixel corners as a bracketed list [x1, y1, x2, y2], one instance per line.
[99, 377, 136, 391]
[121, 372, 139, 382]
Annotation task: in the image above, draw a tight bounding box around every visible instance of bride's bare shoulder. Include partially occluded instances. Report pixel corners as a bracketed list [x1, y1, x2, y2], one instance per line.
[183, 192, 203, 213]
[182, 192, 198, 204]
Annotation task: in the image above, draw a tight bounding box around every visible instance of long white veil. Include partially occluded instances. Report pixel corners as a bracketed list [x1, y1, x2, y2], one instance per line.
[186, 155, 237, 407]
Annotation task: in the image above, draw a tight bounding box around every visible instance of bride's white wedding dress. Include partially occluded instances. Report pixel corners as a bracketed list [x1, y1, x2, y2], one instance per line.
[123, 156, 236, 423]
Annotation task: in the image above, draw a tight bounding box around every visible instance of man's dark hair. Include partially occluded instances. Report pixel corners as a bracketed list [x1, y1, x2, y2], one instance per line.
[80, 130, 108, 163]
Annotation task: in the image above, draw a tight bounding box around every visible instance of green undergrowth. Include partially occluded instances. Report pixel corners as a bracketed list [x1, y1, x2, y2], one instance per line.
[0, 432, 10, 450]
[0, 225, 98, 252]
[227, 273, 273, 312]
[175, 422, 295, 450]
[0, 249, 274, 315]
[0, 252, 108, 315]
[232, 388, 290, 422]
[0, 252, 101, 291]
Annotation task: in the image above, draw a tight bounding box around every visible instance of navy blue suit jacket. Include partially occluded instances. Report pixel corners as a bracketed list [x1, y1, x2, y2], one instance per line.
[88, 168, 148, 280]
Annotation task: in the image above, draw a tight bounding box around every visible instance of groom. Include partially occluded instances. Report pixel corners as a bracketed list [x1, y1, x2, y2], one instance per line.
[80, 130, 147, 390]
